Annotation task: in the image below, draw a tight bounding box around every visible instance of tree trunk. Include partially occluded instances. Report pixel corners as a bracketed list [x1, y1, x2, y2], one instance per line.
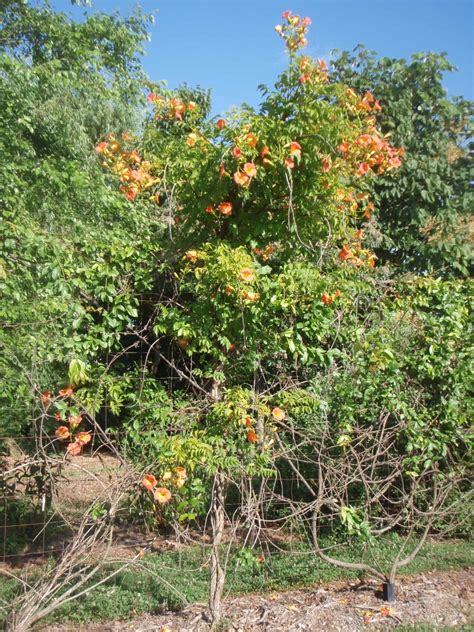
[209, 471, 226, 626]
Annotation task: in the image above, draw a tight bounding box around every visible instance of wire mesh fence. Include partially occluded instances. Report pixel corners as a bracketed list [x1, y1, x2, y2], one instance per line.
[0, 380, 302, 566]
[2, 279, 471, 632]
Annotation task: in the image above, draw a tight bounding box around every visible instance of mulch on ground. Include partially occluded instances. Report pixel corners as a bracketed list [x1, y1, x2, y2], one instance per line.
[41, 568, 473, 631]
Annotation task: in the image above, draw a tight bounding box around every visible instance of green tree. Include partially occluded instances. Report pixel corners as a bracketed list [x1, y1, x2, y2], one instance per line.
[0, 0, 157, 436]
[1, 7, 472, 627]
[332, 47, 473, 276]
[84, 13, 407, 620]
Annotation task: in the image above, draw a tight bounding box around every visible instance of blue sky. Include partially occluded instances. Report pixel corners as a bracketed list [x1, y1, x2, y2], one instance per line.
[52, 0, 473, 116]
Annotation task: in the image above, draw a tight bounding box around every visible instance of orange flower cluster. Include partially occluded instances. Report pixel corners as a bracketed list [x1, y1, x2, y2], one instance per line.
[334, 189, 375, 219]
[245, 418, 258, 437]
[227, 133, 275, 184]
[247, 428, 258, 443]
[241, 290, 260, 302]
[244, 132, 258, 148]
[338, 129, 404, 178]
[336, 89, 403, 178]
[289, 141, 302, 158]
[95, 134, 155, 201]
[298, 56, 329, 84]
[241, 407, 285, 445]
[203, 201, 234, 217]
[184, 250, 199, 263]
[43, 385, 92, 456]
[240, 267, 256, 282]
[285, 141, 302, 170]
[234, 162, 257, 187]
[147, 93, 198, 121]
[141, 466, 187, 504]
[275, 10, 311, 53]
[186, 133, 199, 147]
[320, 154, 332, 173]
[222, 266, 260, 302]
[321, 290, 342, 305]
[231, 131, 259, 153]
[219, 201, 232, 216]
[222, 266, 260, 303]
[271, 407, 286, 421]
[40, 390, 53, 405]
[244, 415, 253, 427]
[339, 231, 377, 269]
[345, 89, 382, 114]
[253, 244, 276, 260]
[58, 385, 74, 398]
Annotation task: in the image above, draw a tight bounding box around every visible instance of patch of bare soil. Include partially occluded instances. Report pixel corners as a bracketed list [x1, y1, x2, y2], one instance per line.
[3, 450, 304, 569]
[55, 452, 125, 512]
[1, 451, 127, 567]
[41, 568, 473, 631]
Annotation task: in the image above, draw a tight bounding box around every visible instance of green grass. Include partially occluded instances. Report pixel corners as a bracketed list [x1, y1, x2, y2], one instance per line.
[0, 535, 472, 626]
